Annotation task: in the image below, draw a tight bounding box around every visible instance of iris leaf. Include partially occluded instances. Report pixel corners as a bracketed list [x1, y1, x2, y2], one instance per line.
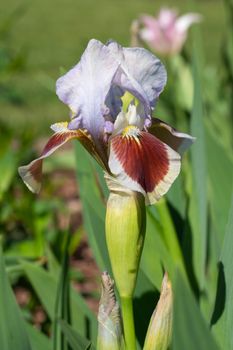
[22, 260, 97, 341]
[188, 41, 207, 290]
[172, 270, 219, 350]
[206, 127, 233, 246]
[0, 244, 32, 350]
[74, 141, 111, 272]
[26, 323, 52, 350]
[59, 320, 95, 350]
[212, 189, 233, 349]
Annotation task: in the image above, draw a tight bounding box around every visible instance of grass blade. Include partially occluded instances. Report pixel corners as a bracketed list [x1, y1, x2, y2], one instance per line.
[53, 231, 71, 350]
[0, 243, 32, 350]
[59, 320, 95, 350]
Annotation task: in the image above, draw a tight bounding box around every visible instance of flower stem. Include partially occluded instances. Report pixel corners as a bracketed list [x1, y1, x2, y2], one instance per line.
[121, 296, 136, 350]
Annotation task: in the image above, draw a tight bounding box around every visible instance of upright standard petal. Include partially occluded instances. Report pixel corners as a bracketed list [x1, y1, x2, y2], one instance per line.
[175, 13, 202, 32]
[56, 39, 119, 139]
[109, 128, 181, 205]
[140, 15, 159, 34]
[107, 41, 167, 121]
[18, 124, 98, 193]
[157, 8, 177, 28]
[122, 47, 167, 105]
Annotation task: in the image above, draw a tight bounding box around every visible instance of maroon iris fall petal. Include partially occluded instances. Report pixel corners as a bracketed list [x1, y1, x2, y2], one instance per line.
[109, 129, 181, 204]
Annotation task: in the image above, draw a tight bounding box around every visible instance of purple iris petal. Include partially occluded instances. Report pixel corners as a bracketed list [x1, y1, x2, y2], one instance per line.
[107, 41, 167, 122]
[56, 39, 119, 140]
[105, 85, 124, 118]
[104, 121, 114, 134]
[68, 117, 82, 130]
[56, 39, 167, 140]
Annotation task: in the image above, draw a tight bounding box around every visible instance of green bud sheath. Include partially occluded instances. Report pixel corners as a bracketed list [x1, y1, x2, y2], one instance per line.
[105, 174, 146, 298]
[143, 273, 173, 350]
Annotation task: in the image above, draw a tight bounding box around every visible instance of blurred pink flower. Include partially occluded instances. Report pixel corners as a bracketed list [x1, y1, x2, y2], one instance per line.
[139, 8, 202, 56]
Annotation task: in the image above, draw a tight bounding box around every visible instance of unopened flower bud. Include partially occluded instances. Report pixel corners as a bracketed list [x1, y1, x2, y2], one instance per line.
[144, 273, 173, 350]
[97, 272, 124, 350]
[105, 174, 146, 298]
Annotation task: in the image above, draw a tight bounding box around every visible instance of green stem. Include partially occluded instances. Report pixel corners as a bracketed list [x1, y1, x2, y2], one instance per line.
[121, 296, 136, 350]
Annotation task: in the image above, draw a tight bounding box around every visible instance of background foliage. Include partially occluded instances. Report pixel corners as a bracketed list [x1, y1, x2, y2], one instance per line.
[0, 0, 232, 349]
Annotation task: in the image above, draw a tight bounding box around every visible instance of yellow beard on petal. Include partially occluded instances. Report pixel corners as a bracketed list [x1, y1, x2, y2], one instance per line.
[122, 125, 140, 137]
[122, 125, 141, 145]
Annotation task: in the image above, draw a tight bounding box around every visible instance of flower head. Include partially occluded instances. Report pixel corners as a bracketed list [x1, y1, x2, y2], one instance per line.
[138, 8, 202, 56]
[18, 39, 194, 204]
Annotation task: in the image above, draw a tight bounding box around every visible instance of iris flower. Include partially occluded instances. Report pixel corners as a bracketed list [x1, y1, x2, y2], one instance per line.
[139, 8, 201, 56]
[19, 39, 194, 204]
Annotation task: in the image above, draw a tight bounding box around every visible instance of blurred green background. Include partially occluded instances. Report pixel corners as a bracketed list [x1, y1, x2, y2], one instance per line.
[0, 0, 226, 132]
[0, 0, 233, 349]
